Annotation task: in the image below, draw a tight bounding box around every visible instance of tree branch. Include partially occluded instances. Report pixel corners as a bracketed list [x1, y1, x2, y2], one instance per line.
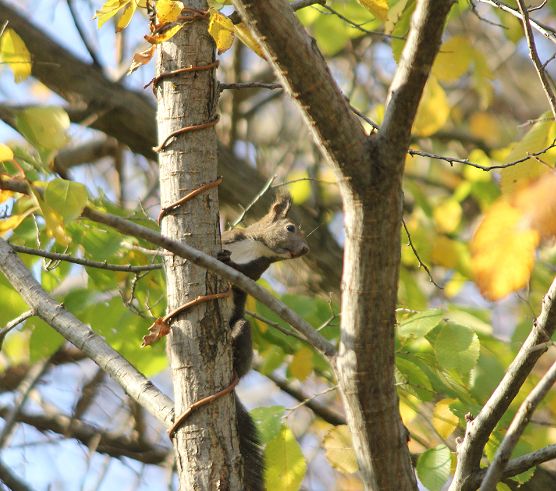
[450, 276, 556, 491]
[481, 358, 556, 490]
[0, 405, 171, 465]
[231, 0, 369, 187]
[10, 244, 162, 273]
[516, 0, 556, 120]
[380, 0, 457, 165]
[0, 238, 175, 428]
[471, 444, 556, 488]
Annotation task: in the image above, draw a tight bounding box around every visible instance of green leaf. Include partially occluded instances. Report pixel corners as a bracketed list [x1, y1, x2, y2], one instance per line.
[265, 426, 307, 491]
[15, 106, 70, 153]
[398, 309, 443, 339]
[45, 179, 88, 224]
[416, 445, 451, 491]
[251, 406, 285, 443]
[323, 425, 358, 473]
[29, 317, 64, 362]
[395, 356, 434, 401]
[433, 323, 480, 375]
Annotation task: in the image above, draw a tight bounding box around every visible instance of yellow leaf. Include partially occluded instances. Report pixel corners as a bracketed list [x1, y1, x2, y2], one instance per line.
[431, 236, 460, 270]
[323, 426, 359, 474]
[30, 188, 71, 247]
[95, 0, 129, 29]
[234, 22, 265, 59]
[434, 200, 462, 234]
[116, 1, 137, 31]
[0, 28, 31, 82]
[208, 9, 234, 54]
[471, 200, 539, 300]
[357, 0, 388, 21]
[287, 170, 311, 205]
[289, 346, 313, 381]
[413, 77, 449, 137]
[0, 190, 14, 203]
[432, 36, 474, 83]
[432, 399, 459, 439]
[145, 24, 183, 44]
[0, 213, 27, 236]
[469, 112, 502, 148]
[0, 144, 13, 162]
[512, 172, 556, 238]
[157, 0, 184, 23]
[265, 427, 307, 491]
[500, 116, 556, 195]
[15, 106, 70, 152]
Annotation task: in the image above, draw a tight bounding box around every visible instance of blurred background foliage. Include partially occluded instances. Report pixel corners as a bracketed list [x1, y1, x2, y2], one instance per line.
[1, 0, 556, 489]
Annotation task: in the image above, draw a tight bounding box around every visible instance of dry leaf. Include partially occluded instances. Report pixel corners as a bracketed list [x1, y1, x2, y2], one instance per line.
[142, 318, 171, 346]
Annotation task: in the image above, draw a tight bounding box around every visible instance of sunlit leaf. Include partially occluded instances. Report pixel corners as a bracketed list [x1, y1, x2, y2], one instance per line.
[434, 323, 480, 375]
[413, 77, 449, 137]
[0, 208, 35, 236]
[234, 22, 265, 58]
[116, 1, 137, 31]
[0, 28, 31, 82]
[512, 171, 556, 238]
[395, 356, 434, 401]
[471, 200, 539, 300]
[0, 144, 13, 162]
[433, 199, 462, 234]
[357, 0, 388, 20]
[323, 425, 358, 474]
[287, 170, 311, 205]
[208, 9, 235, 54]
[95, 0, 129, 29]
[15, 106, 70, 152]
[416, 445, 451, 491]
[157, 0, 184, 23]
[145, 24, 183, 44]
[500, 116, 556, 195]
[289, 346, 313, 381]
[432, 399, 459, 438]
[398, 309, 443, 339]
[432, 36, 474, 83]
[251, 406, 285, 443]
[265, 426, 307, 491]
[44, 179, 88, 224]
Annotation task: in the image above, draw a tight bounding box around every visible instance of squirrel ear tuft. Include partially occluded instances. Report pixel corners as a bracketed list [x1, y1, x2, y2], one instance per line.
[269, 194, 292, 221]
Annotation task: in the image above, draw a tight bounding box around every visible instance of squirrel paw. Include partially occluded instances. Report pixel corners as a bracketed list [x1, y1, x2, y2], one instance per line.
[217, 249, 232, 263]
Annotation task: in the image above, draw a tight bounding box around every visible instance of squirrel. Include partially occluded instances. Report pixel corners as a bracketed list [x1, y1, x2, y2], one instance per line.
[218, 194, 309, 491]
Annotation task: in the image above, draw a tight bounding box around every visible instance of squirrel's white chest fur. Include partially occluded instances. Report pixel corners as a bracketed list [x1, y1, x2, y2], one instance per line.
[226, 238, 277, 265]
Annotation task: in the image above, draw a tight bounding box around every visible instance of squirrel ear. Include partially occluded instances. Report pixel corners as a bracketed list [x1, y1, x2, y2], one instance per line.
[269, 194, 292, 221]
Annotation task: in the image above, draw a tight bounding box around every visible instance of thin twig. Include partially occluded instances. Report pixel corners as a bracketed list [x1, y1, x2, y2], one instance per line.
[231, 175, 276, 227]
[0, 309, 35, 349]
[245, 309, 308, 342]
[10, 244, 162, 273]
[0, 357, 51, 448]
[481, 359, 556, 490]
[516, 0, 556, 119]
[478, 0, 556, 44]
[67, 0, 102, 67]
[402, 219, 442, 289]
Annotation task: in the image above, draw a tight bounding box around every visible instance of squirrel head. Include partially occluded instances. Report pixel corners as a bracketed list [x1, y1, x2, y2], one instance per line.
[247, 194, 310, 261]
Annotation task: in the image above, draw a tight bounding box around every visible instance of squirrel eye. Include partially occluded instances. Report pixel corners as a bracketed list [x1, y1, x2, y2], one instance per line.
[286, 224, 296, 233]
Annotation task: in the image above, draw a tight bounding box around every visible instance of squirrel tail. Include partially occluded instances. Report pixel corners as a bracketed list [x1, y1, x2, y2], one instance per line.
[236, 394, 265, 491]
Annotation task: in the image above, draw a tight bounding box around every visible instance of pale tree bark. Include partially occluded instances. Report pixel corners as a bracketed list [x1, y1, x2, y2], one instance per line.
[155, 2, 241, 488]
[231, 0, 454, 489]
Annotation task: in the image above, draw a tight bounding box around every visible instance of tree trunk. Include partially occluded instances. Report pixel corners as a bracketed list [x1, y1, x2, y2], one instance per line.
[156, 2, 242, 488]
